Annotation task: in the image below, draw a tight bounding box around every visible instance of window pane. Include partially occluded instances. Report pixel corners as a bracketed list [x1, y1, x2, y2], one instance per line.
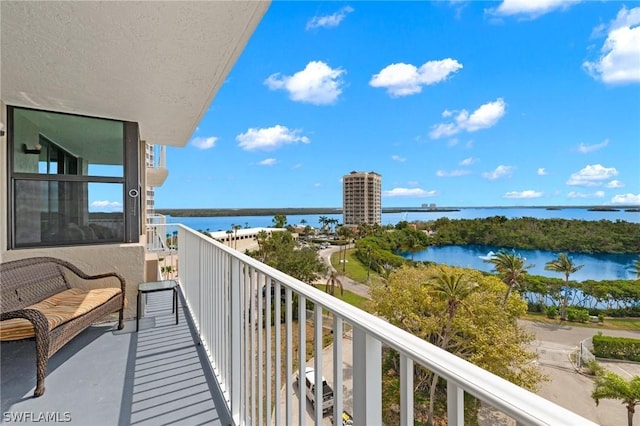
[14, 180, 124, 247]
[12, 108, 124, 177]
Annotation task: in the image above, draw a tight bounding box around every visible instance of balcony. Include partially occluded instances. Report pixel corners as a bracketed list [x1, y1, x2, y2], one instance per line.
[2, 224, 596, 425]
[146, 145, 169, 188]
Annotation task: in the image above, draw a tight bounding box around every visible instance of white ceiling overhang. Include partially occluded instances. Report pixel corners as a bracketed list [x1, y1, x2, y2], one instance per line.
[1, 1, 270, 147]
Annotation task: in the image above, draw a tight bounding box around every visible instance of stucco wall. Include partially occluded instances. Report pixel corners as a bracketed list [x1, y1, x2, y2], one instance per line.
[1, 244, 146, 320]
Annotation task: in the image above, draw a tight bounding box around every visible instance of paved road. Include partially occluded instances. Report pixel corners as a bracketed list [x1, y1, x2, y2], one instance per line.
[317, 246, 371, 299]
[277, 330, 353, 426]
[521, 321, 640, 426]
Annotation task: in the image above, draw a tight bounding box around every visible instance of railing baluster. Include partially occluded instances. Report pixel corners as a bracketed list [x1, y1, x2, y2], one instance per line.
[352, 328, 382, 426]
[266, 275, 272, 426]
[447, 380, 464, 426]
[400, 354, 413, 426]
[274, 281, 282, 425]
[298, 295, 306, 426]
[230, 256, 241, 424]
[333, 317, 343, 424]
[286, 288, 293, 426]
[314, 305, 323, 425]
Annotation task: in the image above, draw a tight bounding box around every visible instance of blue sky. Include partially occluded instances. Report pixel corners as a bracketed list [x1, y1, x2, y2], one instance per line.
[154, 1, 640, 209]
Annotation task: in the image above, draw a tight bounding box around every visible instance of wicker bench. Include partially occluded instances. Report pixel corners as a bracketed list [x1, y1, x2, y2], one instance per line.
[0, 257, 125, 397]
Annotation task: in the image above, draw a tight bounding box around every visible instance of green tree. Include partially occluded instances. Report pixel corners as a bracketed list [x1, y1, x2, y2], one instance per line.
[318, 216, 329, 232]
[371, 264, 544, 424]
[256, 230, 269, 262]
[545, 253, 584, 320]
[424, 270, 478, 425]
[272, 214, 287, 228]
[484, 251, 533, 306]
[259, 231, 326, 284]
[325, 271, 344, 296]
[231, 223, 241, 250]
[632, 259, 640, 279]
[592, 371, 640, 426]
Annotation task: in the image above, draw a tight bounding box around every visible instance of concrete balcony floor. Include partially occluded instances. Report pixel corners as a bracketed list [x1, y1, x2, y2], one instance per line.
[1, 293, 230, 425]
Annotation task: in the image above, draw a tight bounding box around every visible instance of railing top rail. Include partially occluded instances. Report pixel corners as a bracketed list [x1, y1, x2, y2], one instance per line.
[177, 224, 596, 426]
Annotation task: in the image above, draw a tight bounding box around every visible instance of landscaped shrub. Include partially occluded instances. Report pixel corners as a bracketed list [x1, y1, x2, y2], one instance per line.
[592, 334, 640, 362]
[583, 360, 604, 376]
[567, 307, 590, 323]
[545, 305, 558, 319]
[528, 302, 544, 313]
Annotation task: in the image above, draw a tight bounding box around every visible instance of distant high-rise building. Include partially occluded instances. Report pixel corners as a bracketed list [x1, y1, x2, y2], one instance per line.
[343, 171, 382, 226]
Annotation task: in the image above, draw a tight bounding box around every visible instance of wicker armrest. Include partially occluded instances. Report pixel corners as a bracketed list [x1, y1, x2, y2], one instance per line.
[1, 308, 51, 342]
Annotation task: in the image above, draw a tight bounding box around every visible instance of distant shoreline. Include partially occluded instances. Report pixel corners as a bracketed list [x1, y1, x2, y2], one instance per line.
[154, 205, 639, 217]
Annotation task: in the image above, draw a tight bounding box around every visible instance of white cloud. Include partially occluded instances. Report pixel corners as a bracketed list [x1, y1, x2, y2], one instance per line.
[606, 180, 624, 188]
[306, 6, 354, 30]
[191, 136, 218, 150]
[442, 109, 454, 118]
[611, 193, 640, 204]
[236, 125, 310, 151]
[566, 164, 618, 187]
[482, 165, 514, 180]
[459, 157, 477, 166]
[583, 7, 640, 84]
[489, 0, 581, 19]
[90, 200, 123, 212]
[429, 98, 506, 139]
[265, 61, 346, 105]
[313, 183, 321, 188]
[436, 169, 471, 177]
[292, 163, 303, 169]
[429, 123, 458, 139]
[259, 158, 277, 166]
[369, 59, 463, 97]
[503, 190, 543, 199]
[383, 187, 437, 197]
[577, 139, 609, 153]
[537, 168, 548, 176]
[391, 155, 406, 162]
[567, 190, 605, 199]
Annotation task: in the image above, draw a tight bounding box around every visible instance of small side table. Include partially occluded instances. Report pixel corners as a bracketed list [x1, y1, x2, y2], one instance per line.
[136, 280, 179, 332]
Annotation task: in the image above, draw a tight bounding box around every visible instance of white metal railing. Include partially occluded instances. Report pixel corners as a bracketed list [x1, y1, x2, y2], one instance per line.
[145, 219, 178, 280]
[156, 224, 596, 426]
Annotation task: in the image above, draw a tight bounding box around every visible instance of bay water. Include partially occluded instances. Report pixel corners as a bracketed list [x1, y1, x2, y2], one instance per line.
[165, 207, 639, 282]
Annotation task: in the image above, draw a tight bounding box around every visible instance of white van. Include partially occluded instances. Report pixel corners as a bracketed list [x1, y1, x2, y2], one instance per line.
[297, 367, 334, 414]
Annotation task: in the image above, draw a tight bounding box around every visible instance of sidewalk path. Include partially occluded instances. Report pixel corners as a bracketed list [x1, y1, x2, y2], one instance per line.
[316, 246, 371, 299]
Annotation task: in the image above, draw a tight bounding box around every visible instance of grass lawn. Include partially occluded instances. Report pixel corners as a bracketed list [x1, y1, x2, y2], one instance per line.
[523, 312, 640, 331]
[330, 248, 384, 286]
[315, 283, 371, 311]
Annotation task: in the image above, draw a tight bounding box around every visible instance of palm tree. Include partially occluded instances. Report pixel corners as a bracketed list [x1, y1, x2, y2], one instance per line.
[232, 224, 241, 250]
[632, 259, 640, 279]
[318, 216, 329, 233]
[484, 250, 532, 305]
[424, 270, 478, 425]
[592, 371, 640, 426]
[325, 271, 344, 296]
[545, 253, 583, 320]
[256, 230, 269, 262]
[272, 214, 287, 228]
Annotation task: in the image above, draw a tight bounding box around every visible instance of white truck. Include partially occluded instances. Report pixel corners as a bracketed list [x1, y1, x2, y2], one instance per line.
[297, 367, 334, 414]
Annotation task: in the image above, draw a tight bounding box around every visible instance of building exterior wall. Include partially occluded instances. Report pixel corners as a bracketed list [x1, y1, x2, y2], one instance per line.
[343, 171, 382, 226]
[1, 243, 145, 319]
[0, 104, 147, 319]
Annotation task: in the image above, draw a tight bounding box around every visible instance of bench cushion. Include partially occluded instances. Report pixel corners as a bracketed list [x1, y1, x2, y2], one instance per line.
[0, 287, 122, 341]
